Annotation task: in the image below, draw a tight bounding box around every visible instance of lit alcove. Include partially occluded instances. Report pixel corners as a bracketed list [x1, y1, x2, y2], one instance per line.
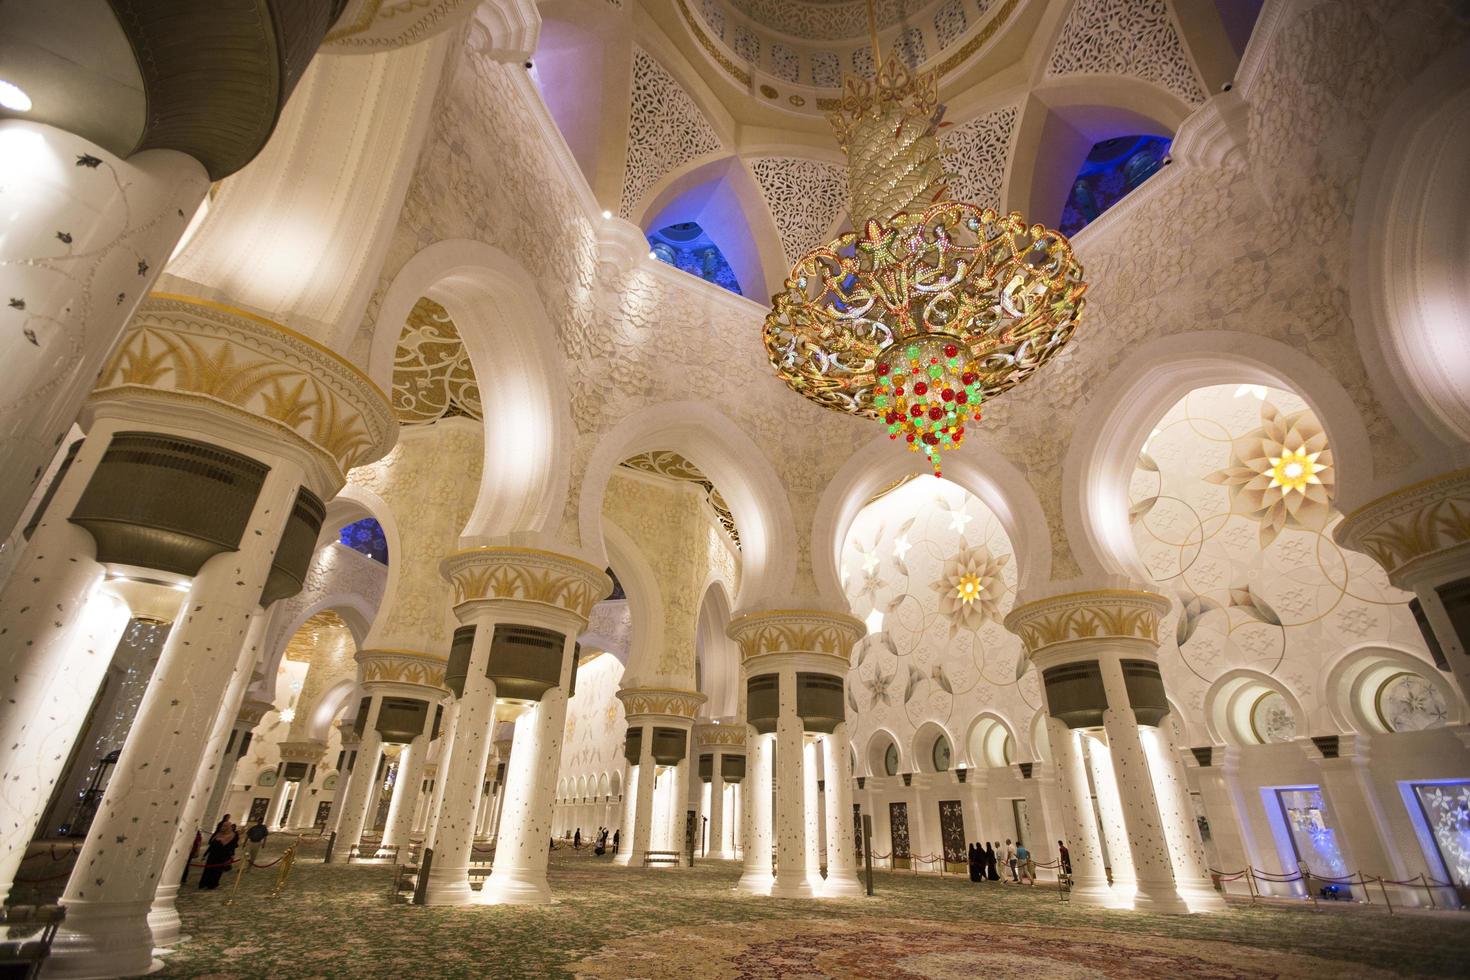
[647, 221, 743, 295]
[337, 517, 389, 565]
[1059, 134, 1170, 235]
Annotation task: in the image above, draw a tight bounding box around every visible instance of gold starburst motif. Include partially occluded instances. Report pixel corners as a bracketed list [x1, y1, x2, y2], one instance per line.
[1268, 447, 1323, 494]
[954, 574, 984, 604]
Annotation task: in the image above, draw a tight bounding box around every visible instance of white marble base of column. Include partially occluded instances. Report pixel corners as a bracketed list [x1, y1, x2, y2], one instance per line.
[421, 867, 474, 907]
[735, 868, 774, 895]
[1130, 879, 1194, 914]
[477, 866, 551, 905]
[1173, 876, 1227, 913]
[145, 883, 186, 948]
[1068, 877, 1119, 907]
[40, 898, 160, 979]
[821, 873, 864, 898]
[767, 876, 815, 899]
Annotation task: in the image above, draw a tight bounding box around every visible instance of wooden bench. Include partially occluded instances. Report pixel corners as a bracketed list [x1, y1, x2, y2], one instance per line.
[346, 843, 400, 864]
[0, 904, 65, 980]
[643, 851, 681, 867]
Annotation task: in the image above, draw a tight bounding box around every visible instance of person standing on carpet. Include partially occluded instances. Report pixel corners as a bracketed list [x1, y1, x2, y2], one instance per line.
[243, 819, 269, 871]
[1058, 840, 1071, 876]
[1015, 840, 1034, 885]
[985, 842, 999, 881]
[968, 843, 982, 882]
[197, 821, 239, 890]
[613, 829, 620, 854]
[1004, 839, 1018, 882]
[574, 828, 582, 849]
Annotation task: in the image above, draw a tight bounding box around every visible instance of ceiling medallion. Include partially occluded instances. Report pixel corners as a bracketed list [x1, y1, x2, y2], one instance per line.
[761, 10, 1087, 476]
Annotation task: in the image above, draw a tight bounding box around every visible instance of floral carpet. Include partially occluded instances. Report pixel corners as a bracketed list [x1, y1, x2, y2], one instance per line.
[138, 839, 1468, 978]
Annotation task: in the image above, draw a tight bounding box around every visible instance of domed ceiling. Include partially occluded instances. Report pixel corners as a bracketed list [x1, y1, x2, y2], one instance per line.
[723, 0, 938, 42]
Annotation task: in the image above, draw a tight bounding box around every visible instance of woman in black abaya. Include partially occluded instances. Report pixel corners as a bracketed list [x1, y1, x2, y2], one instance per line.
[197, 821, 239, 889]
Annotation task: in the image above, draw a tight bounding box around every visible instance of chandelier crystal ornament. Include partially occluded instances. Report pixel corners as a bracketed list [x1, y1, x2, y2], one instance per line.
[761, 12, 1088, 476]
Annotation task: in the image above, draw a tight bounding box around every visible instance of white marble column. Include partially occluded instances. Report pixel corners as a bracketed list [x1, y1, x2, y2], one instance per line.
[615, 728, 654, 867]
[423, 623, 497, 905]
[737, 730, 774, 894]
[48, 461, 304, 978]
[708, 752, 727, 859]
[771, 668, 812, 898]
[1083, 731, 1138, 902]
[803, 738, 824, 891]
[668, 752, 691, 863]
[421, 700, 457, 850]
[0, 119, 207, 537]
[822, 724, 862, 897]
[382, 703, 437, 851]
[325, 722, 361, 839]
[200, 698, 272, 833]
[265, 770, 291, 829]
[1098, 658, 1192, 913]
[1044, 719, 1114, 905]
[148, 613, 265, 946]
[329, 697, 384, 861]
[413, 765, 437, 836]
[0, 422, 133, 905]
[1141, 717, 1225, 911]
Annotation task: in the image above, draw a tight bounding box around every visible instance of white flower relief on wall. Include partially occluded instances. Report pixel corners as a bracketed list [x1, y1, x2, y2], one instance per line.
[1130, 385, 1426, 734]
[841, 477, 1036, 772]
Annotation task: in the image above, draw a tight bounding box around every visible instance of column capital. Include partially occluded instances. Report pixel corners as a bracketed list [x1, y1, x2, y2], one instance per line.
[236, 697, 274, 727]
[277, 740, 328, 764]
[618, 688, 706, 725]
[726, 609, 865, 673]
[334, 718, 361, 748]
[355, 648, 450, 695]
[86, 294, 397, 497]
[441, 546, 611, 629]
[1003, 589, 1170, 663]
[1333, 467, 1470, 588]
[693, 723, 747, 752]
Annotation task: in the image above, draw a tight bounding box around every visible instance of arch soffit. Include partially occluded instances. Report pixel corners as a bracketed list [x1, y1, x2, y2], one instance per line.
[1201, 667, 1308, 747]
[306, 678, 358, 744]
[257, 595, 375, 701]
[600, 515, 667, 685]
[1348, 40, 1470, 452]
[1320, 641, 1465, 734]
[578, 401, 795, 611]
[962, 710, 1019, 768]
[1060, 330, 1377, 586]
[864, 727, 904, 778]
[324, 482, 402, 638]
[369, 238, 575, 543]
[812, 431, 1052, 608]
[910, 719, 957, 773]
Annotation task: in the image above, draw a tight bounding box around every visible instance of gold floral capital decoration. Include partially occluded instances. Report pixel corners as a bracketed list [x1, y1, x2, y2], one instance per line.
[355, 648, 450, 692]
[1333, 468, 1470, 587]
[276, 740, 328, 764]
[726, 609, 866, 670]
[442, 547, 612, 627]
[1003, 590, 1171, 660]
[694, 724, 749, 750]
[617, 688, 707, 722]
[237, 698, 275, 727]
[92, 294, 396, 494]
[334, 717, 361, 747]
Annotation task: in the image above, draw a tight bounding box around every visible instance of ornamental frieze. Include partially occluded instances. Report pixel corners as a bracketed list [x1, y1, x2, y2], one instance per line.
[237, 698, 275, 727]
[442, 547, 611, 623]
[94, 294, 396, 484]
[1333, 468, 1470, 587]
[1002, 589, 1170, 658]
[276, 740, 328, 763]
[693, 724, 748, 749]
[726, 609, 866, 663]
[617, 687, 707, 720]
[356, 648, 450, 691]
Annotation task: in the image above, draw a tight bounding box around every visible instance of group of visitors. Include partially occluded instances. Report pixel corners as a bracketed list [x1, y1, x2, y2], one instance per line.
[965, 838, 1053, 885]
[570, 827, 618, 856]
[192, 815, 271, 890]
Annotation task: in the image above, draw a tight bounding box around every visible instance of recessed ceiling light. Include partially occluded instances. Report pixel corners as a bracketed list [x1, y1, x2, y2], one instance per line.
[0, 80, 32, 112]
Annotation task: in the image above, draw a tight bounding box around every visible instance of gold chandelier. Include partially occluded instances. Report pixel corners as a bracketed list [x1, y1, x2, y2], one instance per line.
[762, 16, 1087, 477]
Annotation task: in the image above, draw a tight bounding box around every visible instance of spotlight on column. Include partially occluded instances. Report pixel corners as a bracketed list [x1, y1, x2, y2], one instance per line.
[0, 79, 32, 112]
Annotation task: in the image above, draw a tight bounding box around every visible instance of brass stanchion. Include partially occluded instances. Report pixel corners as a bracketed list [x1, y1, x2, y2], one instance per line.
[224, 859, 247, 906]
[1423, 873, 1437, 909]
[1245, 866, 1257, 904]
[269, 843, 298, 899]
[1378, 875, 1393, 915]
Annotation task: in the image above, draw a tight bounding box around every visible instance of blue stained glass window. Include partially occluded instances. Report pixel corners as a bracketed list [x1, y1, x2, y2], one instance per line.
[338, 518, 388, 565]
[646, 221, 743, 296]
[1059, 134, 1171, 236]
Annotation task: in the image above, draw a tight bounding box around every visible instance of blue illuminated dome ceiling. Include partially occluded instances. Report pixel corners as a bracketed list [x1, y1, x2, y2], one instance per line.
[647, 221, 743, 296]
[338, 518, 388, 565]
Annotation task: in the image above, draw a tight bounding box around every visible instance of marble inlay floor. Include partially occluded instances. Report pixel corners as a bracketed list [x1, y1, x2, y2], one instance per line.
[132, 839, 1468, 978]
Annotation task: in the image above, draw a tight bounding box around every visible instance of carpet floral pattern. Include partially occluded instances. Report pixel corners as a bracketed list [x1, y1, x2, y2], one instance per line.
[140, 841, 1469, 978]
